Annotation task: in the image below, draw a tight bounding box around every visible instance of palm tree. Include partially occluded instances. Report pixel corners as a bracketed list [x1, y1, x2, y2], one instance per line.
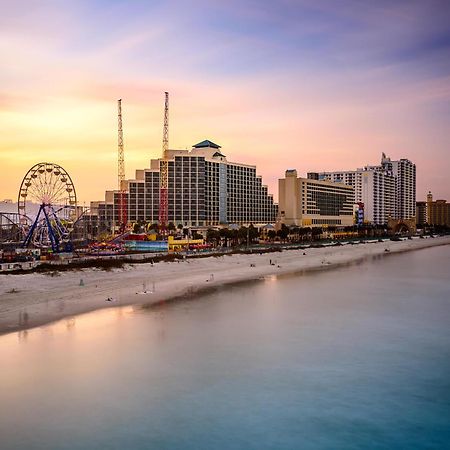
[248, 224, 259, 243]
[291, 226, 300, 242]
[206, 228, 220, 245]
[311, 227, 322, 240]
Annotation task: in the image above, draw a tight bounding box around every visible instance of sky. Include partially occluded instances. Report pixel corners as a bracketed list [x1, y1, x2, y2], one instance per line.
[1, 0, 449, 205]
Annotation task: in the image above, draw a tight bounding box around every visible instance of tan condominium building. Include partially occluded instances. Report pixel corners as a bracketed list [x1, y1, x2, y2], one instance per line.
[278, 170, 354, 227]
[424, 192, 450, 226]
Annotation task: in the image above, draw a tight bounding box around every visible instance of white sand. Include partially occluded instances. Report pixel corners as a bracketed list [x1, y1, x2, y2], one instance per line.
[1, 236, 449, 334]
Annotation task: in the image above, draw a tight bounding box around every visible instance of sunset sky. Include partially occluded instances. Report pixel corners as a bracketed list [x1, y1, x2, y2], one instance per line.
[1, 0, 449, 205]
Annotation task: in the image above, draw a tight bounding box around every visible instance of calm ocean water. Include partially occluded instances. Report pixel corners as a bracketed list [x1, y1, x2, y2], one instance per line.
[1, 245, 449, 449]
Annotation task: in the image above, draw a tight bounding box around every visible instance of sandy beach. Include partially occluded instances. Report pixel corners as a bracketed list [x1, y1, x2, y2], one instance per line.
[1, 236, 449, 335]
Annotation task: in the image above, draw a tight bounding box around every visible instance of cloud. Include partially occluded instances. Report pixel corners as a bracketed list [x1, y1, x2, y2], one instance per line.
[1, 0, 449, 203]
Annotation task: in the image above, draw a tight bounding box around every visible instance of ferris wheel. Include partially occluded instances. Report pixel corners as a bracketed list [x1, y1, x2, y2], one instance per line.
[18, 162, 78, 251]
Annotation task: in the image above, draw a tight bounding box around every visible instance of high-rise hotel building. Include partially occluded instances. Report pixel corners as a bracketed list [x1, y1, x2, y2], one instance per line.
[91, 140, 278, 231]
[318, 168, 396, 225]
[380, 154, 416, 220]
[318, 154, 415, 225]
[278, 170, 354, 227]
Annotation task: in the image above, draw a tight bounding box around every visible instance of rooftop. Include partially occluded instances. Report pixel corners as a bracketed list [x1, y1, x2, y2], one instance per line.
[193, 140, 221, 149]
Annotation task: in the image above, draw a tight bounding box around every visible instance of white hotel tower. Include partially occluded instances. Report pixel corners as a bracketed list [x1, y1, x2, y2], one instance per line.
[318, 154, 416, 225]
[380, 153, 416, 221]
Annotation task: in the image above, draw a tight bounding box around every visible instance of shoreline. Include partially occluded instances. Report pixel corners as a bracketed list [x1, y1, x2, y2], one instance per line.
[1, 236, 450, 336]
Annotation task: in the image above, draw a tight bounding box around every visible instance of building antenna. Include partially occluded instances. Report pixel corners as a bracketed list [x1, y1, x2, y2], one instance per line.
[118, 99, 127, 230]
[159, 92, 169, 230]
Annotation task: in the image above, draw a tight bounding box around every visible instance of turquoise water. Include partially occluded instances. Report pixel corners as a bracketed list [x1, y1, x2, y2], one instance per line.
[1, 245, 449, 449]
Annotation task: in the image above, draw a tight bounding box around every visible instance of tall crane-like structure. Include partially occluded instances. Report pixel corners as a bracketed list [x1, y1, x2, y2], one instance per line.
[117, 99, 127, 230]
[159, 92, 169, 230]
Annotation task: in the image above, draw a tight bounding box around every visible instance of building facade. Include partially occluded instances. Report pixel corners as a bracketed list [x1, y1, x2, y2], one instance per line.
[318, 169, 395, 225]
[424, 192, 450, 226]
[381, 154, 416, 220]
[278, 169, 354, 227]
[93, 140, 278, 231]
[318, 154, 415, 225]
[416, 201, 427, 226]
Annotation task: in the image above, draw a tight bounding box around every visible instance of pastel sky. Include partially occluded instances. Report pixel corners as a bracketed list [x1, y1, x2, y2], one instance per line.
[1, 0, 449, 204]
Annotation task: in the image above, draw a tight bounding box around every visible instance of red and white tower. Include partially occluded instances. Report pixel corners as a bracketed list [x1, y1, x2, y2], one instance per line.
[159, 92, 169, 230]
[117, 99, 127, 230]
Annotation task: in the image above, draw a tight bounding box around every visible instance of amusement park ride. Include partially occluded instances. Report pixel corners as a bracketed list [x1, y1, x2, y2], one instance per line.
[17, 162, 78, 252]
[117, 99, 127, 232]
[1, 92, 173, 254]
[159, 92, 169, 232]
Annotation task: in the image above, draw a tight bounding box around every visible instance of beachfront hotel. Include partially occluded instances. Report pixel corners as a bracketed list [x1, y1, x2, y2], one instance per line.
[278, 170, 354, 227]
[91, 140, 278, 231]
[416, 192, 450, 227]
[380, 154, 416, 220]
[318, 154, 416, 225]
[318, 167, 396, 225]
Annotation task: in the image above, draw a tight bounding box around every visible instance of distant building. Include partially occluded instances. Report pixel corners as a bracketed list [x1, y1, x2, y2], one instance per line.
[424, 192, 450, 226]
[92, 140, 278, 231]
[318, 153, 415, 225]
[381, 154, 416, 221]
[416, 201, 427, 226]
[278, 169, 354, 227]
[318, 168, 395, 225]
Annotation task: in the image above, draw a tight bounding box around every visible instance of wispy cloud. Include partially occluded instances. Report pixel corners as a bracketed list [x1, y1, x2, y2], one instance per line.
[1, 0, 449, 202]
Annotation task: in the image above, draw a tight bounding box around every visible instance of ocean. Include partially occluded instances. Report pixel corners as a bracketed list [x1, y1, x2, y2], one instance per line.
[1, 245, 449, 449]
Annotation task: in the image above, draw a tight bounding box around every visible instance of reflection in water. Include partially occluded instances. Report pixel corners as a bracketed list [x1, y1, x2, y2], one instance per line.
[1, 246, 450, 450]
[12, 305, 137, 344]
[65, 317, 76, 330]
[264, 274, 277, 282]
[17, 329, 28, 342]
[17, 309, 29, 327]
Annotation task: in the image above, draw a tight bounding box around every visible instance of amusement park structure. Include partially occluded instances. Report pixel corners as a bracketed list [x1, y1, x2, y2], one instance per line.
[0, 212, 30, 245]
[159, 92, 169, 231]
[117, 99, 127, 231]
[17, 162, 78, 252]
